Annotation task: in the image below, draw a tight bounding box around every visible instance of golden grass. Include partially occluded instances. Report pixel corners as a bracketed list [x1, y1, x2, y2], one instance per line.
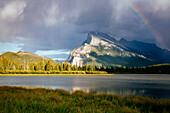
[0, 86, 170, 113]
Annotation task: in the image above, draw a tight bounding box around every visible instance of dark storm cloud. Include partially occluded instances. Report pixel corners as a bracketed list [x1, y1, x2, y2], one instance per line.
[0, 0, 170, 53]
[129, 0, 170, 48]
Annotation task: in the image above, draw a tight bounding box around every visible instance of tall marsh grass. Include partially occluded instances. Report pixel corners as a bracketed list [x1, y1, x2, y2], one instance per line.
[0, 86, 169, 113]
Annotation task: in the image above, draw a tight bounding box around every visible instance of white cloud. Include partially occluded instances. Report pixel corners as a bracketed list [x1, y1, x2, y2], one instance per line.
[34, 49, 70, 60]
[153, 0, 170, 11]
[0, 0, 26, 22]
[35, 50, 70, 56]
[52, 58, 66, 61]
[43, 4, 61, 26]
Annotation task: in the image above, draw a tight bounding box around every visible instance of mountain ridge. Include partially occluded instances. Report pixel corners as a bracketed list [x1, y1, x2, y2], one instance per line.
[68, 32, 170, 67]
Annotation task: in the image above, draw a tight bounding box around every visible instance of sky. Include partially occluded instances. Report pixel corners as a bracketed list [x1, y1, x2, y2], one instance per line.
[0, 0, 170, 60]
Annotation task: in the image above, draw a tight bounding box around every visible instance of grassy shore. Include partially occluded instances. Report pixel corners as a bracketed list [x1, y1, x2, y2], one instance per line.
[0, 74, 114, 76]
[0, 86, 170, 113]
[0, 70, 108, 75]
[0, 70, 169, 76]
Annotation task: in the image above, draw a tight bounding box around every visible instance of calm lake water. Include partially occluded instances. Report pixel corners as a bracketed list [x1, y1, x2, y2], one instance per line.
[0, 74, 170, 99]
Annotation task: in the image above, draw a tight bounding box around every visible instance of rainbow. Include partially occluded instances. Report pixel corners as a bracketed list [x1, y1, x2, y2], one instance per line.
[124, 0, 163, 46]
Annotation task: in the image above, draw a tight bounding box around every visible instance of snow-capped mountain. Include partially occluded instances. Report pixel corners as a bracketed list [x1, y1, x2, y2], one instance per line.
[68, 32, 170, 67]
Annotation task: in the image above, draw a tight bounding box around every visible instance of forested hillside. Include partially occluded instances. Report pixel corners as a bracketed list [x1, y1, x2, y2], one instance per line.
[0, 51, 97, 72]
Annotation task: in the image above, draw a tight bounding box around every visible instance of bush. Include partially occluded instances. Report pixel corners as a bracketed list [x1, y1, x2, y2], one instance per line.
[86, 71, 107, 74]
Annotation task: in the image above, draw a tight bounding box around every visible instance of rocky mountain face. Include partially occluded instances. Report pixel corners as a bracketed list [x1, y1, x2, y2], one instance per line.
[68, 32, 170, 67]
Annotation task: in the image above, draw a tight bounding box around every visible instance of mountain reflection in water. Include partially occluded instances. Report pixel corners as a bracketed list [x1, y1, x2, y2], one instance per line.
[0, 75, 170, 98]
[69, 87, 145, 96]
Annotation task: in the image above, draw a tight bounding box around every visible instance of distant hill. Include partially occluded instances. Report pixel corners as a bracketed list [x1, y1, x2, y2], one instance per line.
[55, 60, 65, 63]
[0, 51, 55, 63]
[68, 32, 170, 67]
[0, 51, 56, 70]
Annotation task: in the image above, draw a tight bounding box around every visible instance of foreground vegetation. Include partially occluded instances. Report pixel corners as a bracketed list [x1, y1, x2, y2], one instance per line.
[0, 86, 170, 113]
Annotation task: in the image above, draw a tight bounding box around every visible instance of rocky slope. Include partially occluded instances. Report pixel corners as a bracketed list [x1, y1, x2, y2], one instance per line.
[68, 32, 170, 67]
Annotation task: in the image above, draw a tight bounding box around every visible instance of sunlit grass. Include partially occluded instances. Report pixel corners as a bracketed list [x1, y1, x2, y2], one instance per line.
[0, 70, 108, 75]
[0, 86, 170, 113]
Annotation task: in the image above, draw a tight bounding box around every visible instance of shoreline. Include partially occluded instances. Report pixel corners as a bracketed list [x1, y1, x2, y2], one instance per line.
[0, 74, 169, 76]
[0, 74, 114, 76]
[1, 74, 170, 76]
[1, 85, 170, 98]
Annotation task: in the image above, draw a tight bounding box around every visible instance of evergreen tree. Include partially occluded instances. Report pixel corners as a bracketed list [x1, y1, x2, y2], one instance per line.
[34, 65, 37, 71]
[85, 65, 88, 71]
[75, 63, 78, 71]
[45, 64, 48, 71]
[88, 64, 93, 71]
[78, 66, 82, 71]
[29, 61, 36, 71]
[70, 63, 73, 71]
[2, 57, 10, 70]
[54, 63, 60, 71]
[60, 61, 63, 71]
[64, 60, 68, 71]
[37, 58, 43, 70]
[72, 65, 76, 71]
[68, 64, 71, 71]
[100, 64, 105, 71]
[45, 60, 53, 71]
[93, 65, 95, 71]
[0, 57, 3, 70]
[13, 57, 19, 70]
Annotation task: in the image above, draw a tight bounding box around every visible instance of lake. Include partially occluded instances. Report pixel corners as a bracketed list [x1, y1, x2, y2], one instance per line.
[0, 74, 170, 99]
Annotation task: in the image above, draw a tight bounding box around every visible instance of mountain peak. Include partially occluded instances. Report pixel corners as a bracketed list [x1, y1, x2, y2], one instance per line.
[119, 38, 127, 43]
[88, 32, 117, 41]
[17, 51, 29, 54]
[82, 31, 117, 46]
[88, 31, 98, 36]
[18, 51, 26, 53]
[17, 51, 33, 56]
[17, 51, 23, 53]
[82, 33, 101, 46]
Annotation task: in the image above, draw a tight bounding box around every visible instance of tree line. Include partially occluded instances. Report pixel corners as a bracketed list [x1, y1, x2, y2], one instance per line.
[0, 56, 96, 72]
[0, 56, 169, 74]
[98, 64, 170, 74]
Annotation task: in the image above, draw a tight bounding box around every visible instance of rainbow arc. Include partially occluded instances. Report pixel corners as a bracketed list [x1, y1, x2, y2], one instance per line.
[124, 0, 163, 46]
